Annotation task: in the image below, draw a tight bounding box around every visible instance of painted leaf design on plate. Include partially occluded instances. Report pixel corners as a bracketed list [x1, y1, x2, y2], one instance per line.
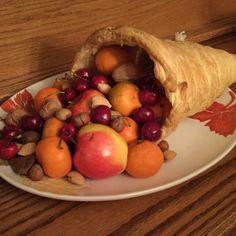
[191, 91, 236, 137]
[1, 89, 34, 113]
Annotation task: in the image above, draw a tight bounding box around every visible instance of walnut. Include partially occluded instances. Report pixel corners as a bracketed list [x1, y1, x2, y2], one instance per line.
[5, 109, 28, 126]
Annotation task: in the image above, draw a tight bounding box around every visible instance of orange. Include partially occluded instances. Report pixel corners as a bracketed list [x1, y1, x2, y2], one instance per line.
[126, 140, 164, 178]
[118, 117, 139, 144]
[109, 82, 142, 116]
[95, 46, 131, 74]
[34, 87, 60, 112]
[42, 117, 65, 139]
[36, 136, 72, 178]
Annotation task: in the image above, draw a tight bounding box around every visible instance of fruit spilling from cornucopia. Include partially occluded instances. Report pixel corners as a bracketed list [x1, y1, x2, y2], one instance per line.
[1, 25, 236, 185]
[0, 45, 176, 184]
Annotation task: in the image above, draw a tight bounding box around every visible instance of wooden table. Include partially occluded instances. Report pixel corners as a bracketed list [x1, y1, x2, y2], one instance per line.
[0, 1, 236, 235]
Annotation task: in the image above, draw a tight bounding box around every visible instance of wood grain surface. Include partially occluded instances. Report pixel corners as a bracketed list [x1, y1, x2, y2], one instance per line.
[0, 1, 236, 235]
[0, 0, 236, 101]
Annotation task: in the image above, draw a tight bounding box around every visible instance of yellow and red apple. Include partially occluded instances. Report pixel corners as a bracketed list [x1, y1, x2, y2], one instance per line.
[73, 124, 128, 179]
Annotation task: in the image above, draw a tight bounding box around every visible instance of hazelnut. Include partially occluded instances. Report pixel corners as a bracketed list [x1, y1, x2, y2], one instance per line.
[28, 164, 44, 181]
[55, 108, 72, 121]
[158, 140, 169, 152]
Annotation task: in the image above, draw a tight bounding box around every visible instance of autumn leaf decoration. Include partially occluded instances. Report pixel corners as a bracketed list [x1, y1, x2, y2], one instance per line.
[190, 91, 236, 137]
[1, 89, 34, 114]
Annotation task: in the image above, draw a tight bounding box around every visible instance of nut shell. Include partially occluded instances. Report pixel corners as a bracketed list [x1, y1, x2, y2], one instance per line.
[9, 154, 36, 175]
[67, 171, 85, 185]
[28, 164, 44, 181]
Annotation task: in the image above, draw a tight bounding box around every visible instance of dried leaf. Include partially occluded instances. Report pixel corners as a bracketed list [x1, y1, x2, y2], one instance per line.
[191, 91, 236, 136]
[1, 89, 34, 113]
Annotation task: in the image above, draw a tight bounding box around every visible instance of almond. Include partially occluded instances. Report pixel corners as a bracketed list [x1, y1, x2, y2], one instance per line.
[91, 96, 112, 109]
[97, 83, 111, 95]
[67, 171, 85, 185]
[18, 142, 36, 156]
[164, 150, 177, 161]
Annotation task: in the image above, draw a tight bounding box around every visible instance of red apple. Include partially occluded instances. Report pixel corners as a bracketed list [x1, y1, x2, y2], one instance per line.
[70, 89, 104, 117]
[73, 124, 128, 179]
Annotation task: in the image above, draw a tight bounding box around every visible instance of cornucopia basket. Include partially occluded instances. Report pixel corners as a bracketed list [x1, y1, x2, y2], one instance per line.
[71, 26, 236, 140]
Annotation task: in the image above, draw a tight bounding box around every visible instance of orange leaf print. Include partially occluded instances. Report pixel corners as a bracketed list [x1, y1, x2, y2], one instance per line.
[191, 91, 236, 137]
[1, 89, 34, 113]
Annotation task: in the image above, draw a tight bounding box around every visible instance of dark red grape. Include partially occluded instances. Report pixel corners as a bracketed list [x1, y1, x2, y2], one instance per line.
[133, 106, 155, 124]
[139, 89, 158, 105]
[59, 87, 77, 105]
[73, 78, 90, 92]
[136, 77, 155, 90]
[59, 123, 77, 143]
[2, 124, 21, 140]
[64, 88, 77, 101]
[154, 79, 165, 95]
[0, 140, 18, 160]
[91, 75, 109, 89]
[21, 114, 44, 131]
[141, 120, 161, 141]
[91, 105, 111, 125]
[75, 68, 93, 80]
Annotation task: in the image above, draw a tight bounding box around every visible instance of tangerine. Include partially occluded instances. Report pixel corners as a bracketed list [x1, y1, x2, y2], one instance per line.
[118, 117, 139, 144]
[34, 87, 60, 112]
[36, 136, 72, 178]
[126, 140, 164, 178]
[95, 46, 131, 74]
[109, 82, 142, 116]
[42, 117, 65, 139]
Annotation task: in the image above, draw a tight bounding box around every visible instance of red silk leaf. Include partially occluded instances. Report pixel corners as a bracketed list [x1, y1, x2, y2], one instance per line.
[191, 92, 236, 137]
[1, 89, 34, 113]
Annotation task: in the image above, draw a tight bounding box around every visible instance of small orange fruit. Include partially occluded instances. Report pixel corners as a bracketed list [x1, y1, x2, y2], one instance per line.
[109, 82, 142, 116]
[34, 87, 60, 112]
[42, 117, 65, 139]
[95, 46, 131, 74]
[118, 117, 139, 144]
[36, 136, 72, 178]
[126, 140, 164, 178]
